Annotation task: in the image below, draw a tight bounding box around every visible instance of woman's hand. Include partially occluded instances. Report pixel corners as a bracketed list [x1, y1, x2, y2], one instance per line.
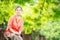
[15, 33, 20, 36]
[19, 31, 21, 34]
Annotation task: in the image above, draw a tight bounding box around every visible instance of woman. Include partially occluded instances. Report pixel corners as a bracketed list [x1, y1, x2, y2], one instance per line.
[4, 6, 24, 40]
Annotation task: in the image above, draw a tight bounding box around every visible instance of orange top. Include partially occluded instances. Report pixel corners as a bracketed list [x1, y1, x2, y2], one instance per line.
[5, 15, 23, 34]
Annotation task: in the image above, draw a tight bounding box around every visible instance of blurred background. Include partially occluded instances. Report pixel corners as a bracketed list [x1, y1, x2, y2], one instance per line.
[0, 0, 60, 40]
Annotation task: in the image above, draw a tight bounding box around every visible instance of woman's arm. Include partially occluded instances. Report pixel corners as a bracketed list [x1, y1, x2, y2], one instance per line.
[10, 28, 19, 34]
[19, 19, 24, 34]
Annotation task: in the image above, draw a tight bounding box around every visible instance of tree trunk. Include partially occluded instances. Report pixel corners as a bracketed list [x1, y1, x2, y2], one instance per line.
[0, 28, 6, 40]
[39, 35, 46, 40]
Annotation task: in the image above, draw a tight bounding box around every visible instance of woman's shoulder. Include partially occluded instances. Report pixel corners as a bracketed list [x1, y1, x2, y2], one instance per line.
[9, 15, 15, 19]
[20, 17, 24, 23]
[20, 17, 23, 20]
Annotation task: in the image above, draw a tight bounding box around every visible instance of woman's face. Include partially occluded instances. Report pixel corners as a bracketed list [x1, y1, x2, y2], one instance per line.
[15, 7, 22, 16]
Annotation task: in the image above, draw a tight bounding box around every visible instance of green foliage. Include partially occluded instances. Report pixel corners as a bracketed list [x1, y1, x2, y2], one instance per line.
[40, 20, 60, 40]
[52, 8, 60, 19]
[14, 0, 32, 5]
[0, 0, 60, 40]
